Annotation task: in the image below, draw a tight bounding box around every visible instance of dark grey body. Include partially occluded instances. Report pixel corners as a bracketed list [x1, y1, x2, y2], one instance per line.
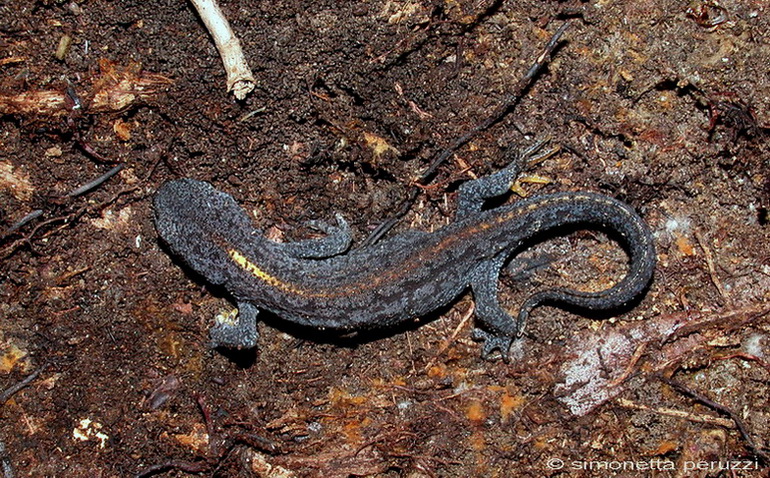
[154, 160, 656, 359]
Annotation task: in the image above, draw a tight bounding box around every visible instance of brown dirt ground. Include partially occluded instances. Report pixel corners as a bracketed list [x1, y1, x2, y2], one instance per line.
[1, 0, 769, 477]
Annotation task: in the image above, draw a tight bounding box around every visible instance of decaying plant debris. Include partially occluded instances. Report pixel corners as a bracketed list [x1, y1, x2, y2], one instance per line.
[0, 59, 171, 118]
[1, 0, 769, 476]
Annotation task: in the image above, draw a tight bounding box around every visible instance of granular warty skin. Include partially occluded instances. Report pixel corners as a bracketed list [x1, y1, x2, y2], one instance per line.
[154, 159, 656, 360]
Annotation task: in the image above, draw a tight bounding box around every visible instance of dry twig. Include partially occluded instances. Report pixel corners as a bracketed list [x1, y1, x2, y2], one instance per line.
[65, 164, 125, 198]
[423, 303, 475, 372]
[363, 22, 569, 246]
[659, 375, 769, 465]
[616, 398, 734, 428]
[0, 61, 171, 118]
[0, 364, 49, 405]
[189, 0, 256, 100]
[419, 22, 569, 182]
[1, 210, 42, 239]
[694, 230, 729, 304]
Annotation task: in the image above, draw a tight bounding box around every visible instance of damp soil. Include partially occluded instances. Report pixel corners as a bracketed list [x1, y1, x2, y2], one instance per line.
[1, 0, 769, 477]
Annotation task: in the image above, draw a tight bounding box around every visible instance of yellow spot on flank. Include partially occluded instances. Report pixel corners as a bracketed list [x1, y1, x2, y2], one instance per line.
[227, 249, 303, 294]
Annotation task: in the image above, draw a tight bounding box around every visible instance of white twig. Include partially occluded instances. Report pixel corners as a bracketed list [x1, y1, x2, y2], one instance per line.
[189, 0, 256, 100]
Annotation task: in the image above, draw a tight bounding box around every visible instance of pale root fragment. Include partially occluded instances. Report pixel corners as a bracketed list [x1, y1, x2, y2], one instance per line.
[190, 0, 256, 100]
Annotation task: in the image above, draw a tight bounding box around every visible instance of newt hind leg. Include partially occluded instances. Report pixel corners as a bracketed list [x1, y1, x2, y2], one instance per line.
[456, 139, 557, 217]
[470, 256, 522, 361]
[210, 301, 260, 349]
